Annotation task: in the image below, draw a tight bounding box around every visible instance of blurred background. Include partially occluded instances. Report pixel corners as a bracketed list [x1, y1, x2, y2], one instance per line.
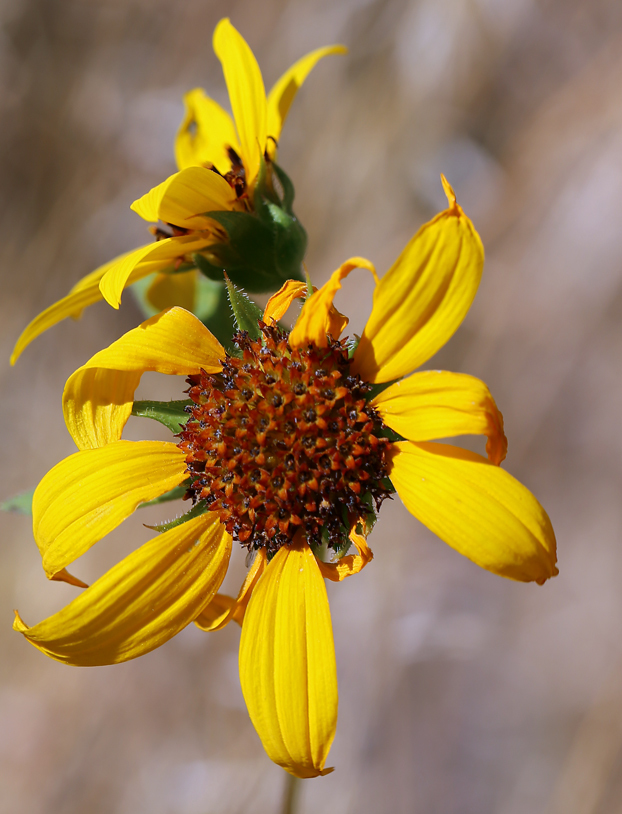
[2, 0, 622, 811]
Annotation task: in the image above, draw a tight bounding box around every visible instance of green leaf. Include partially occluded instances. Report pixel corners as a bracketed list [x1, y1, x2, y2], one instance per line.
[225, 276, 263, 339]
[145, 500, 210, 533]
[1, 488, 34, 515]
[139, 483, 190, 508]
[131, 400, 191, 434]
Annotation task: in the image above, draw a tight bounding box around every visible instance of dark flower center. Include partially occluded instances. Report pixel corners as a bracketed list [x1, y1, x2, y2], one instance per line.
[178, 323, 391, 555]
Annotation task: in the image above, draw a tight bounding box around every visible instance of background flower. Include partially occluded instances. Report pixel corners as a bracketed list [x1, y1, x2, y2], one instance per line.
[2, 1, 622, 812]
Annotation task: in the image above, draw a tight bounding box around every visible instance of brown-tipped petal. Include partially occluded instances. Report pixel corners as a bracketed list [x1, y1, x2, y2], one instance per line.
[373, 370, 507, 464]
[390, 441, 558, 584]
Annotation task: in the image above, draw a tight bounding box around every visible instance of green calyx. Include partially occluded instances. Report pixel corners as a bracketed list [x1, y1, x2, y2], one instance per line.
[193, 160, 307, 293]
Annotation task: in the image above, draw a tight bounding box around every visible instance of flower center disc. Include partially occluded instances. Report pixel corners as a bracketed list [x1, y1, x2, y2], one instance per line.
[178, 324, 390, 554]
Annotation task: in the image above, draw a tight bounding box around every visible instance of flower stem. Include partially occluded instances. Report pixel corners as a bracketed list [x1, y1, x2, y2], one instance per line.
[281, 772, 300, 814]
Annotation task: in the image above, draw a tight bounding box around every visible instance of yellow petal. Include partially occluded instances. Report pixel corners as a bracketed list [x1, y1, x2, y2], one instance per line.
[194, 547, 267, 631]
[130, 166, 237, 229]
[213, 18, 266, 186]
[263, 280, 309, 325]
[10, 241, 206, 365]
[15, 512, 231, 666]
[266, 45, 348, 155]
[353, 177, 485, 383]
[33, 440, 187, 579]
[373, 370, 507, 464]
[99, 233, 210, 309]
[389, 441, 558, 584]
[146, 270, 196, 313]
[63, 306, 223, 450]
[10, 248, 138, 365]
[239, 541, 337, 778]
[175, 87, 240, 174]
[316, 527, 374, 582]
[289, 257, 378, 349]
[11, 278, 104, 366]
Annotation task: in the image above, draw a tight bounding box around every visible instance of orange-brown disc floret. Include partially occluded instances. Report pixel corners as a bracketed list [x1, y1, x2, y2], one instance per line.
[178, 323, 391, 555]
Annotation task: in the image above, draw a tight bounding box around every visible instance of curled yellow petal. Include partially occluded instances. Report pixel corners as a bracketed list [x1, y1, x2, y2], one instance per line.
[98, 233, 210, 309]
[389, 441, 558, 584]
[213, 18, 266, 186]
[34, 440, 188, 579]
[266, 44, 347, 155]
[63, 306, 223, 450]
[15, 512, 231, 666]
[353, 177, 484, 383]
[263, 280, 310, 325]
[373, 370, 507, 464]
[175, 88, 240, 174]
[194, 547, 267, 631]
[239, 541, 337, 778]
[316, 528, 374, 582]
[130, 166, 238, 229]
[289, 257, 378, 349]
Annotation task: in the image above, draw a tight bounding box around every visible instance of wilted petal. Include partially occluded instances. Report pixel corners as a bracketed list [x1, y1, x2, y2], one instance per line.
[263, 280, 309, 325]
[316, 527, 374, 582]
[289, 257, 378, 349]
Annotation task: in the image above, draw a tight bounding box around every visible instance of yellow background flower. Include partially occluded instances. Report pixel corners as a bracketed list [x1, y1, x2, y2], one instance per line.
[10, 19, 345, 365]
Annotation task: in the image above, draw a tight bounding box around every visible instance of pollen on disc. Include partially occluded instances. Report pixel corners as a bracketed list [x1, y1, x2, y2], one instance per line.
[178, 323, 391, 555]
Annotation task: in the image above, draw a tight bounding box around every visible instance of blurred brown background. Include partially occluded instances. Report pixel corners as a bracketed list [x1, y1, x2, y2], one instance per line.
[2, 0, 622, 812]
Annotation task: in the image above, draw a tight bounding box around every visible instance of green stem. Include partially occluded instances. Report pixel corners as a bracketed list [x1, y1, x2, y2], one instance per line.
[281, 773, 300, 814]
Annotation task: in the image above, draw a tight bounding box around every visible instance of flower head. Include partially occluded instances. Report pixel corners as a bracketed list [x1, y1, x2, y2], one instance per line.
[15, 180, 557, 778]
[11, 19, 345, 365]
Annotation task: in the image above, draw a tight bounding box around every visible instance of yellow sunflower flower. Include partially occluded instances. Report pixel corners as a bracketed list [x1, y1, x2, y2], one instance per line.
[14, 179, 557, 779]
[10, 18, 346, 365]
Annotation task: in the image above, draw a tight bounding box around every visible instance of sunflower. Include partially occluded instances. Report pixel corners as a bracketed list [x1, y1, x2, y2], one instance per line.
[15, 179, 557, 778]
[10, 18, 345, 365]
